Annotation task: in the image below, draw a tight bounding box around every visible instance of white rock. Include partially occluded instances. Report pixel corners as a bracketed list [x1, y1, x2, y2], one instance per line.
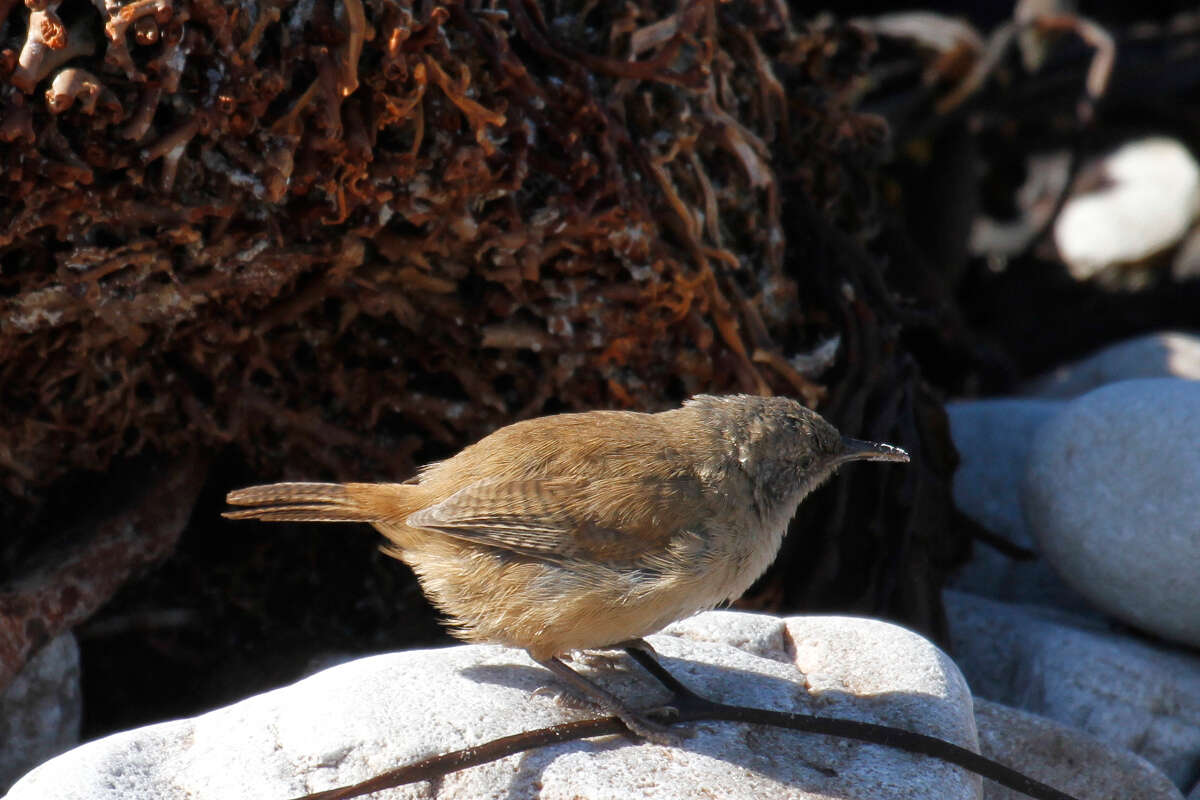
[945, 590, 1200, 786]
[0, 634, 81, 792]
[1022, 378, 1200, 647]
[5, 612, 981, 800]
[974, 698, 1183, 800]
[1023, 331, 1200, 398]
[669, 612, 979, 747]
[1054, 137, 1200, 278]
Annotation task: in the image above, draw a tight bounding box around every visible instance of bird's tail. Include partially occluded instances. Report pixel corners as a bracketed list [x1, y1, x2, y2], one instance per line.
[223, 482, 422, 524]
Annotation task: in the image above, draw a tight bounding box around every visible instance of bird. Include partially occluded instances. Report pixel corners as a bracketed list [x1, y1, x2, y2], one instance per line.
[224, 393, 909, 740]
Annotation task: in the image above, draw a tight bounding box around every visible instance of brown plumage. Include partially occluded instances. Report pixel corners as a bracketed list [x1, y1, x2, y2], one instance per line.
[225, 394, 908, 739]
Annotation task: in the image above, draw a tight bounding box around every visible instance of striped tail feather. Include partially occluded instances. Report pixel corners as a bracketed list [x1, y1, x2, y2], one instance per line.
[224, 482, 409, 523]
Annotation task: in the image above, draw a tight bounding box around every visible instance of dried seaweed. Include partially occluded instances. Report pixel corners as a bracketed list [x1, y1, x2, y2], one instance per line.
[1, 0, 953, 626]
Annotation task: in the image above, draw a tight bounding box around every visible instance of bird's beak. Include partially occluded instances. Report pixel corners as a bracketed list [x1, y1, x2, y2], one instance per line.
[836, 436, 910, 465]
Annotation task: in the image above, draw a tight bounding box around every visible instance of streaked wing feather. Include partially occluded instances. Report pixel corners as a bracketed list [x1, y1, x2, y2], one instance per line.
[405, 476, 703, 563]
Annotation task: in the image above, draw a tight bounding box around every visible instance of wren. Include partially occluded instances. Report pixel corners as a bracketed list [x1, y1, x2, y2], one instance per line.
[225, 394, 909, 740]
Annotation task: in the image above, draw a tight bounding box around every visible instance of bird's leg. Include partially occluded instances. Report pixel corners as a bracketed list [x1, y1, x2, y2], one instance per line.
[535, 656, 674, 744]
[617, 639, 703, 701]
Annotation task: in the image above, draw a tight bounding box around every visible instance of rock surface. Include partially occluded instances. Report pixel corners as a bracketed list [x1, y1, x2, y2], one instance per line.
[1054, 137, 1200, 278]
[974, 698, 1182, 800]
[5, 611, 981, 800]
[0, 634, 81, 792]
[944, 399, 1095, 612]
[947, 399, 1061, 543]
[945, 590, 1200, 787]
[1023, 331, 1200, 398]
[1023, 378, 1200, 647]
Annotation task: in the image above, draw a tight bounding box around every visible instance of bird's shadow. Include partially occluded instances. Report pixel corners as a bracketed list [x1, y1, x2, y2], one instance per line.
[459, 651, 964, 799]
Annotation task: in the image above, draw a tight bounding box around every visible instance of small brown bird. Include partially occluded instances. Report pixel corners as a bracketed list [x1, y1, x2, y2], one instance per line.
[225, 394, 908, 738]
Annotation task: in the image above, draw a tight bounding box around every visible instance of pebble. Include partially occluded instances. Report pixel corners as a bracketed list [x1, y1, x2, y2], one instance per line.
[945, 590, 1200, 786]
[974, 698, 1183, 800]
[1022, 378, 1200, 647]
[944, 399, 1093, 612]
[1023, 331, 1200, 398]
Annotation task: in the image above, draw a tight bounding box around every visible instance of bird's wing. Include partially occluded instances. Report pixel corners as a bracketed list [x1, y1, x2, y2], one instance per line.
[404, 475, 708, 564]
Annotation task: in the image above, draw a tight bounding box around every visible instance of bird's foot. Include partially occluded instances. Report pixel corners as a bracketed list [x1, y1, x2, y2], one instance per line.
[535, 655, 680, 745]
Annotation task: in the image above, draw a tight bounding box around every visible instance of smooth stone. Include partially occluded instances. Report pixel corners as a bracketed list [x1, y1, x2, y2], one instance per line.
[0, 634, 81, 792]
[6, 611, 981, 800]
[975, 698, 1183, 800]
[944, 399, 1095, 613]
[945, 590, 1200, 787]
[1023, 378, 1200, 647]
[1023, 331, 1200, 398]
[946, 399, 1063, 544]
[1054, 137, 1200, 278]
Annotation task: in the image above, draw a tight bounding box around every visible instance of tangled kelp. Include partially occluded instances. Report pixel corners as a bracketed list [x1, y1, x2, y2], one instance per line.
[1, 0, 955, 626]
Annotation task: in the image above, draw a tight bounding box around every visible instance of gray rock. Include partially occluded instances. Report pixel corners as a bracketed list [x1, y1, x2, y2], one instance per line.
[1023, 378, 1200, 647]
[944, 400, 1094, 612]
[6, 611, 982, 800]
[947, 399, 1062, 544]
[0, 634, 81, 792]
[945, 590, 1200, 787]
[974, 698, 1183, 800]
[1023, 331, 1200, 398]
